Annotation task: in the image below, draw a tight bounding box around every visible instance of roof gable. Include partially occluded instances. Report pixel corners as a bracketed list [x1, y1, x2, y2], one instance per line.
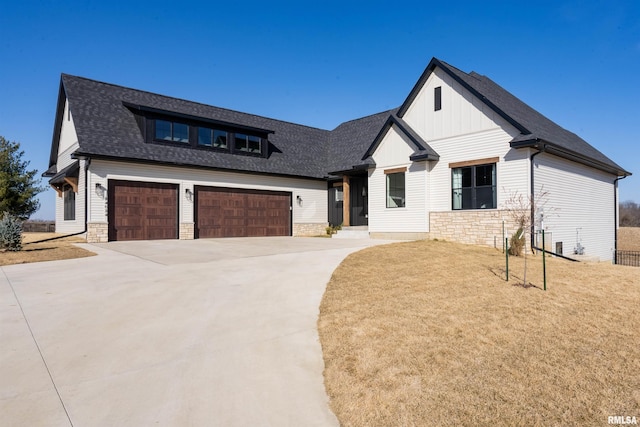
[397, 58, 630, 176]
[362, 115, 439, 162]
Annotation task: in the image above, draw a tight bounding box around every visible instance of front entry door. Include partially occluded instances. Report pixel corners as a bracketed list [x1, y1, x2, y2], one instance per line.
[349, 176, 368, 226]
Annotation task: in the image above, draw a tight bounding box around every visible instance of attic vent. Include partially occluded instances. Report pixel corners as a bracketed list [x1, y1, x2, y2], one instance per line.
[434, 86, 442, 111]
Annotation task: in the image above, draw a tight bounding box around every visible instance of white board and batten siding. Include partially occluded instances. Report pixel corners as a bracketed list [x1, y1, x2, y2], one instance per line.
[398, 64, 530, 213]
[58, 98, 78, 155]
[54, 102, 86, 234]
[403, 67, 522, 142]
[534, 153, 616, 261]
[88, 160, 327, 226]
[369, 127, 428, 233]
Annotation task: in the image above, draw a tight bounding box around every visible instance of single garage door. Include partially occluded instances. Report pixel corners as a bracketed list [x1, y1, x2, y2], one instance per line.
[108, 180, 178, 241]
[195, 186, 291, 238]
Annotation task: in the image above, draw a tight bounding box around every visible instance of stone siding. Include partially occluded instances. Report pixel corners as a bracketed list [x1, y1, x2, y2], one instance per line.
[179, 222, 195, 240]
[293, 223, 328, 237]
[429, 210, 520, 248]
[87, 222, 108, 243]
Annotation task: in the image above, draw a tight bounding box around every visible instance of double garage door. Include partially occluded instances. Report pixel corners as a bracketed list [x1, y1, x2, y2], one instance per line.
[108, 180, 291, 241]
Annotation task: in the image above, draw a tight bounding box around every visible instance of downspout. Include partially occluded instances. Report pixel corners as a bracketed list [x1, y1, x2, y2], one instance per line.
[613, 175, 627, 263]
[530, 145, 544, 251]
[26, 158, 90, 245]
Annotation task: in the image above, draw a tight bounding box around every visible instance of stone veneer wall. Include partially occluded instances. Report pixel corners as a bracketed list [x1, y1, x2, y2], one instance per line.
[179, 223, 195, 240]
[429, 210, 521, 248]
[87, 222, 108, 243]
[293, 223, 328, 237]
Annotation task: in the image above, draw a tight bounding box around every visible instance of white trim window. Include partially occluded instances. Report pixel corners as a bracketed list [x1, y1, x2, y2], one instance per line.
[385, 169, 406, 208]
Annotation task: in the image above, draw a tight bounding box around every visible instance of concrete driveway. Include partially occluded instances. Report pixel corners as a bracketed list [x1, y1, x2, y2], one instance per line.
[1, 237, 396, 426]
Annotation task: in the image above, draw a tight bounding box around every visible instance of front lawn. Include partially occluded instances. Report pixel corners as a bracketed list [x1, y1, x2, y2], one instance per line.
[319, 240, 640, 426]
[0, 233, 95, 266]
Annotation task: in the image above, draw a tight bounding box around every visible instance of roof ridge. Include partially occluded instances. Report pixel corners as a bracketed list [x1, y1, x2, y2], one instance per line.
[332, 108, 398, 129]
[61, 73, 331, 133]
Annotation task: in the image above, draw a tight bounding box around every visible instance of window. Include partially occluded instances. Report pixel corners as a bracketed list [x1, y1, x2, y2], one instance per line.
[145, 114, 269, 158]
[234, 133, 262, 154]
[155, 119, 189, 143]
[386, 172, 405, 208]
[64, 185, 75, 220]
[198, 128, 227, 148]
[452, 163, 496, 210]
[434, 86, 442, 111]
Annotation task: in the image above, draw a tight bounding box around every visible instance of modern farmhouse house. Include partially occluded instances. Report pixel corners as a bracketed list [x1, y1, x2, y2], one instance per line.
[44, 58, 631, 261]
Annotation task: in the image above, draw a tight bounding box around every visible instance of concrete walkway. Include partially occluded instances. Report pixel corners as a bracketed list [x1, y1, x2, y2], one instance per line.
[1, 237, 396, 427]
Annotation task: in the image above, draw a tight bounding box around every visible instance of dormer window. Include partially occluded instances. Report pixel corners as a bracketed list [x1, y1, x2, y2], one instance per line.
[235, 133, 262, 154]
[155, 119, 189, 143]
[198, 128, 228, 149]
[131, 103, 272, 158]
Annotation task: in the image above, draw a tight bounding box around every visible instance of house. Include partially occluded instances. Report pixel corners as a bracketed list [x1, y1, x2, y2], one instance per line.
[44, 58, 631, 261]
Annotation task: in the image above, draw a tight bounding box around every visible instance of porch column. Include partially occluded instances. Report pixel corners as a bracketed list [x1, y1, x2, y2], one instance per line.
[342, 175, 350, 226]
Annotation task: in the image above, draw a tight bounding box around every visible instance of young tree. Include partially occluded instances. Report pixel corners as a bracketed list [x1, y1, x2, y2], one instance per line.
[0, 136, 46, 219]
[501, 188, 555, 286]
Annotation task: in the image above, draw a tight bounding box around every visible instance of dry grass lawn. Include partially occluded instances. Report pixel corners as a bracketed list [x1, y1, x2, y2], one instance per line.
[0, 233, 95, 266]
[619, 227, 640, 251]
[319, 240, 640, 426]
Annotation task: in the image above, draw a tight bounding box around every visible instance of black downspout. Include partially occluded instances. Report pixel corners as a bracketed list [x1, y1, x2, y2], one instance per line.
[26, 158, 90, 246]
[530, 146, 544, 251]
[613, 175, 627, 264]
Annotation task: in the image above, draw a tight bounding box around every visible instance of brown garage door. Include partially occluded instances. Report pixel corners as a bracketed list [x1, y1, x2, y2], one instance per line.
[195, 186, 291, 238]
[108, 180, 178, 241]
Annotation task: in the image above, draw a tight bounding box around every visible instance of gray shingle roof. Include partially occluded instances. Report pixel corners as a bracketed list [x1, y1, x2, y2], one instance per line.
[53, 59, 629, 181]
[327, 110, 395, 174]
[61, 74, 331, 179]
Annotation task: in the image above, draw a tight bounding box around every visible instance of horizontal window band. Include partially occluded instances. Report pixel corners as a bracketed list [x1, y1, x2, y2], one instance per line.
[384, 167, 407, 175]
[449, 157, 500, 169]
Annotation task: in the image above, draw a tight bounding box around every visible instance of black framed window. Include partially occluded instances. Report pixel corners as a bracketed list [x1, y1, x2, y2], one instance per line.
[234, 133, 262, 154]
[198, 128, 228, 148]
[435, 86, 442, 111]
[63, 185, 76, 220]
[144, 114, 269, 158]
[452, 163, 496, 210]
[155, 119, 189, 143]
[386, 172, 405, 208]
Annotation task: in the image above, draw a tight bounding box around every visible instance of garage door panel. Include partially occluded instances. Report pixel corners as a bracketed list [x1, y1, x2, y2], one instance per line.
[196, 187, 291, 238]
[109, 181, 178, 241]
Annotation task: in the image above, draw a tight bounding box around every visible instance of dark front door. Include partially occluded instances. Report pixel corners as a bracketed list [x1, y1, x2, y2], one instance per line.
[328, 185, 344, 226]
[349, 176, 368, 226]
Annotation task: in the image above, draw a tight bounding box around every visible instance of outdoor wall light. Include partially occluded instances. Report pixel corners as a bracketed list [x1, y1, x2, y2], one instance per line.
[95, 183, 106, 198]
[296, 195, 303, 206]
[185, 188, 194, 201]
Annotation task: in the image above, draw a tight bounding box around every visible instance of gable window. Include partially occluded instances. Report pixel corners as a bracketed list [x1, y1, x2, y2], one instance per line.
[198, 128, 228, 148]
[434, 86, 442, 111]
[385, 168, 406, 208]
[63, 185, 76, 220]
[451, 162, 496, 210]
[234, 133, 262, 154]
[155, 119, 189, 143]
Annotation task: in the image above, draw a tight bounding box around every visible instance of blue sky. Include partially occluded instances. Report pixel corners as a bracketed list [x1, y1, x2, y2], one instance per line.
[1, 0, 638, 219]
